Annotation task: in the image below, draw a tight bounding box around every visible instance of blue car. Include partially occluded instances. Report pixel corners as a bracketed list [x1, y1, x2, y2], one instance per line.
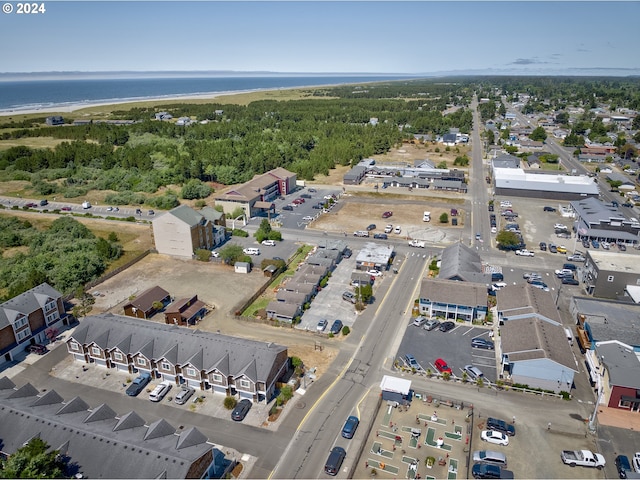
[341, 415, 359, 439]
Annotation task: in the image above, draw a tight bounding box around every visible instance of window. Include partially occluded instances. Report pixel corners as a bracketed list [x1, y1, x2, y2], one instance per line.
[137, 357, 146, 366]
[44, 301, 57, 313]
[69, 342, 79, 351]
[212, 373, 222, 383]
[161, 362, 170, 370]
[186, 367, 196, 377]
[91, 346, 101, 356]
[112, 352, 123, 361]
[607, 275, 614, 282]
[16, 330, 30, 341]
[45, 312, 59, 324]
[619, 399, 631, 408]
[239, 379, 251, 390]
[14, 316, 27, 329]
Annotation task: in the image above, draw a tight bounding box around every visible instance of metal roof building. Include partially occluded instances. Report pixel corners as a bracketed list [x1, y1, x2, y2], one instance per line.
[494, 168, 600, 200]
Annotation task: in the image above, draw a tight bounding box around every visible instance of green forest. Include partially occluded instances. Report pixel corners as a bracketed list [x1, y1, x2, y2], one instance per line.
[0, 215, 123, 300]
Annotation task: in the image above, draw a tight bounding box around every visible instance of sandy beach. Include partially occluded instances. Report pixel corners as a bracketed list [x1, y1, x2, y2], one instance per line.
[0, 89, 262, 117]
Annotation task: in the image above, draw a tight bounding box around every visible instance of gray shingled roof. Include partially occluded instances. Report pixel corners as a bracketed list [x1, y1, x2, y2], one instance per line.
[596, 342, 640, 389]
[166, 204, 207, 227]
[420, 279, 488, 308]
[496, 284, 561, 323]
[0, 282, 61, 329]
[572, 297, 640, 347]
[123, 286, 170, 314]
[0, 381, 218, 479]
[70, 314, 287, 384]
[438, 243, 490, 283]
[500, 316, 577, 371]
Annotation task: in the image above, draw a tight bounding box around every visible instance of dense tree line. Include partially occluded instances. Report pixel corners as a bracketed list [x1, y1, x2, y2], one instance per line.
[0, 215, 123, 299]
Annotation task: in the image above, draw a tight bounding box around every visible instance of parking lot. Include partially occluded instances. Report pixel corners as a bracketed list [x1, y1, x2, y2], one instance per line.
[397, 322, 499, 383]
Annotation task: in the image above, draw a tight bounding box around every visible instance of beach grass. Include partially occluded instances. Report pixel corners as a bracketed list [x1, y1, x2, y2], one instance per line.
[0, 136, 70, 151]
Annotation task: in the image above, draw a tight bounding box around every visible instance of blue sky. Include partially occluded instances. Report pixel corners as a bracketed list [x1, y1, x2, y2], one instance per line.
[1, 1, 639, 75]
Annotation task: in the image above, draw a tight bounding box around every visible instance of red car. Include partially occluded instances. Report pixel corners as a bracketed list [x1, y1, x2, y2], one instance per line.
[61, 206, 72, 211]
[382, 211, 393, 218]
[434, 358, 452, 374]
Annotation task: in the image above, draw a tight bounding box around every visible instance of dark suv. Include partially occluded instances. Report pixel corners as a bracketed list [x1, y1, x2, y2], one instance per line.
[330, 319, 343, 335]
[486, 417, 516, 436]
[25, 344, 48, 355]
[324, 447, 346, 476]
[616, 455, 632, 479]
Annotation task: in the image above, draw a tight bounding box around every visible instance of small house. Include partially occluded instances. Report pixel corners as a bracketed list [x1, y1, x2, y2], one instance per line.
[123, 286, 171, 319]
[234, 262, 251, 274]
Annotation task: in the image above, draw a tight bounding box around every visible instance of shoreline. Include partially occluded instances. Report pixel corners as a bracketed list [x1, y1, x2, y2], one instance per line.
[0, 88, 267, 117]
[0, 76, 415, 117]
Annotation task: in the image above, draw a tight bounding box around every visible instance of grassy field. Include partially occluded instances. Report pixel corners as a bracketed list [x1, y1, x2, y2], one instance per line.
[0, 136, 69, 151]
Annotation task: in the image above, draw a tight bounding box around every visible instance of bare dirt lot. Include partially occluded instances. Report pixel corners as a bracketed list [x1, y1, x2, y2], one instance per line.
[89, 253, 338, 378]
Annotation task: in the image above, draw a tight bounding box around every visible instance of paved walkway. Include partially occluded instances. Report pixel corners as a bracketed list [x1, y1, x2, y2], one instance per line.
[597, 406, 640, 430]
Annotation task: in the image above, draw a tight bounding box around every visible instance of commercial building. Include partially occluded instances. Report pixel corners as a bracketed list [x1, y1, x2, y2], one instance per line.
[438, 242, 492, 284]
[213, 167, 296, 219]
[569, 197, 640, 246]
[355, 243, 395, 271]
[582, 250, 640, 300]
[418, 279, 488, 323]
[493, 168, 599, 200]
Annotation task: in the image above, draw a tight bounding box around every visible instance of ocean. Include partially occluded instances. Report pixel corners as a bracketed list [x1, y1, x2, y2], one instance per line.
[0, 75, 414, 112]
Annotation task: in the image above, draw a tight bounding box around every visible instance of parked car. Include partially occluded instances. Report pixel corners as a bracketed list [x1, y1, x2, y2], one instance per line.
[543, 206, 556, 212]
[568, 253, 586, 262]
[481, 430, 509, 446]
[424, 319, 440, 331]
[174, 386, 195, 405]
[341, 415, 360, 439]
[316, 319, 328, 332]
[563, 263, 577, 270]
[472, 463, 502, 479]
[591, 239, 600, 249]
[412, 316, 427, 327]
[149, 380, 172, 402]
[366, 224, 376, 231]
[539, 242, 547, 251]
[549, 244, 558, 253]
[405, 354, 422, 371]
[486, 417, 516, 436]
[618, 243, 627, 251]
[472, 338, 495, 350]
[434, 358, 452, 374]
[342, 291, 356, 304]
[148, 209, 155, 215]
[562, 278, 580, 285]
[373, 233, 388, 240]
[243, 248, 260, 255]
[384, 224, 393, 233]
[330, 319, 343, 335]
[617, 455, 633, 479]
[39, 199, 48, 206]
[25, 344, 48, 355]
[556, 245, 567, 254]
[367, 269, 382, 277]
[61, 206, 72, 211]
[324, 446, 346, 476]
[632, 452, 640, 473]
[450, 208, 458, 216]
[231, 399, 252, 421]
[282, 205, 294, 211]
[394, 226, 402, 234]
[555, 268, 574, 277]
[125, 372, 152, 397]
[515, 249, 534, 257]
[261, 239, 276, 246]
[382, 211, 393, 218]
[25, 202, 38, 208]
[439, 321, 455, 332]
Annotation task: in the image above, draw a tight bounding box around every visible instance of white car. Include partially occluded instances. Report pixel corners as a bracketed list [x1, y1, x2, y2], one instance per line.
[367, 269, 382, 277]
[261, 240, 276, 246]
[243, 248, 260, 255]
[149, 381, 172, 402]
[423, 211, 431, 222]
[302, 216, 314, 221]
[210, 251, 220, 258]
[384, 224, 393, 233]
[394, 226, 402, 234]
[554, 223, 568, 230]
[515, 249, 535, 257]
[481, 430, 509, 446]
[632, 452, 640, 473]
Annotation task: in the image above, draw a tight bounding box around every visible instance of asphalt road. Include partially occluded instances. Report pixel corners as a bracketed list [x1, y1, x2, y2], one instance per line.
[271, 250, 430, 478]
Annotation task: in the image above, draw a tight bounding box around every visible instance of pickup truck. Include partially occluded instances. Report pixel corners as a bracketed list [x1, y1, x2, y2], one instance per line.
[408, 239, 425, 248]
[561, 450, 606, 469]
[515, 249, 535, 257]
